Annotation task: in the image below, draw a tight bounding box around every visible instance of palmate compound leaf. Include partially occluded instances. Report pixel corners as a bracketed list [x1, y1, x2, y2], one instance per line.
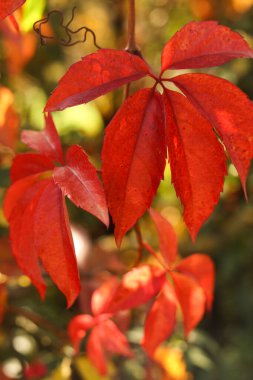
[0, 0, 25, 21]
[161, 21, 253, 71]
[102, 88, 166, 246]
[45, 49, 152, 112]
[171, 74, 253, 194]
[4, 115, 109, 305]
[163, 90, 227, 240]
[45, 21, 253, 242]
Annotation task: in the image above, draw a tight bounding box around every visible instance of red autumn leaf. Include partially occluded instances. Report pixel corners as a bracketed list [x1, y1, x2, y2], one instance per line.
[171, 271, 206, 337]
[0, 0, 25, 21]
[5, 116, 108, 305]
[161, 21, 253, 71]
[68, 314, 94, 351]
[4, 177, 49, 298]
[91, 276, 119, 316]
[87, 326, 108, 375]
[45, 49, 152, 112]
[98, 319, 133, 357]
[171, 73, 253, 193]
[176, 254, 215, 311]
[0, 284, 7, 323]
[106, 265, 166, 313]
[142, 281, 177, 356]
[33, 180, 80, 307]
[149, 208, 177, 266]
[21, 113, 64, 164]
[24, 361, 48, 380]
[163, 90, 227, 240]
[53, 144, 109, 227]
[0, 86, 19, 149]
[10, 153, 54, 182]
[102, 88, 166, 246]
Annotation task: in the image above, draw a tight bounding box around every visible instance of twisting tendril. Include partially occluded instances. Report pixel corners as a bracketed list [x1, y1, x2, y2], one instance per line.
[33, 7, 101, 49]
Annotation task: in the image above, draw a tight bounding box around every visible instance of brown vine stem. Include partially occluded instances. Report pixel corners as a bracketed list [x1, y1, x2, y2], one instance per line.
[7, 305, 68, 341]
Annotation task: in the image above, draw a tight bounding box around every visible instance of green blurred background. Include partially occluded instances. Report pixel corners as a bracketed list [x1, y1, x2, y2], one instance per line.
[1, 0, 253, 379]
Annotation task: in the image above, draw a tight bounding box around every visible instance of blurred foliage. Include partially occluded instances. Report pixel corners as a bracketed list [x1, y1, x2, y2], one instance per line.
[1, 0, 253, 379]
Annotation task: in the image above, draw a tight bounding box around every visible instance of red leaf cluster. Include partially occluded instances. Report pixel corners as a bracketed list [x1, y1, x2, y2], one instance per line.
[45, 21, 253, 245]
[68, 277, 133, 375]
[0, 0, 25, 22]
[4, 113, 108, 306]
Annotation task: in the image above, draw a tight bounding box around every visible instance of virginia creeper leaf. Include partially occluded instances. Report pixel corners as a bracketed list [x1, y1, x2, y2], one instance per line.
[176, 254, 215, 310]
[87, 326, 108, 375]
[163, 90, 227, 240]
[45, 49, 152, 112]
[106, 265, 166, 313]
[171, 73, 253, 193]
[53, 145, 109, 227]
[68, 314, 94, 352]
[91, 276, 119, 316]
[21, 113, 64, 164]
[99, 320, 133, 358]
[161, 21, 253, 71]
[149, 208, 177, 266]
[33, 180, 80, 307]
[0, 0, 25, 21]
[10, 153, 54, 182]
[102, 88, 166, 246]
[171, 271, 205, 337]
[142, 281, 176, 356]
[5, 178, 49, 298]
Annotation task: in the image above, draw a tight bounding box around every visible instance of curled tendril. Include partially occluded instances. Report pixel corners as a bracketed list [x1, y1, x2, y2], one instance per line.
[33, 7, 101, 49]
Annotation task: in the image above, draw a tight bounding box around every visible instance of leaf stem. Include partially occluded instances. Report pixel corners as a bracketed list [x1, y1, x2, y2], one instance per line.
[125, 0, 140, 55]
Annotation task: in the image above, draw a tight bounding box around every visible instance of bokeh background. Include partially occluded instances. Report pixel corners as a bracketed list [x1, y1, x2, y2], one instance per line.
[1, 0, 253, 379]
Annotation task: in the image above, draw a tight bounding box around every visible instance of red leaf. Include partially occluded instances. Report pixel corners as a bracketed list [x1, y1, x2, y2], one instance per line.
[87, 326, 108, 375]
[91, 276, 119, 316]
[45, 49, 152, 112]
[99, 319, 133, 358]
[68, 314, 94, 352]
[0, 0, 25, 21]
[5, 178, 49, 298]
[33, 180, 80, 307]
[171, 73, 253, 193]
[161, 21, 253, 71]
[10, 153, 54, 182]
[53, 145, 109, 227]
[171, 271, 206, 337]
[0, 86, 19, 149]
[21, 113, 64, 164]
[4, 173, 42, 219]
[142, 281, 177, 356]
[149, 208, 178, 266]
[102, 88, 166, 246]
[176, 254, 215, 310]
[163, 90, 227, 240]
[106, 265, 166, 313]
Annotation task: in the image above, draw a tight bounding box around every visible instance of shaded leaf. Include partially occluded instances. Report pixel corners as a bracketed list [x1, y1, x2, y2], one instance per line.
[106, 265, 166, 313]
[102, 89, 166, 246]
[162, 21, 253, 71]
[54, 145, 109, 226]
[149, 208, 178, 266]
[91, 276, 119, 316]
[171, 271, 205, 336]
[142, 281, 176, 356]
[10, 153, 54, 182]
[33, 180, 80, 307]
[163, 90, 226, 240]
[176, 254, 215, 310]
[68, 314, 94, 351]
